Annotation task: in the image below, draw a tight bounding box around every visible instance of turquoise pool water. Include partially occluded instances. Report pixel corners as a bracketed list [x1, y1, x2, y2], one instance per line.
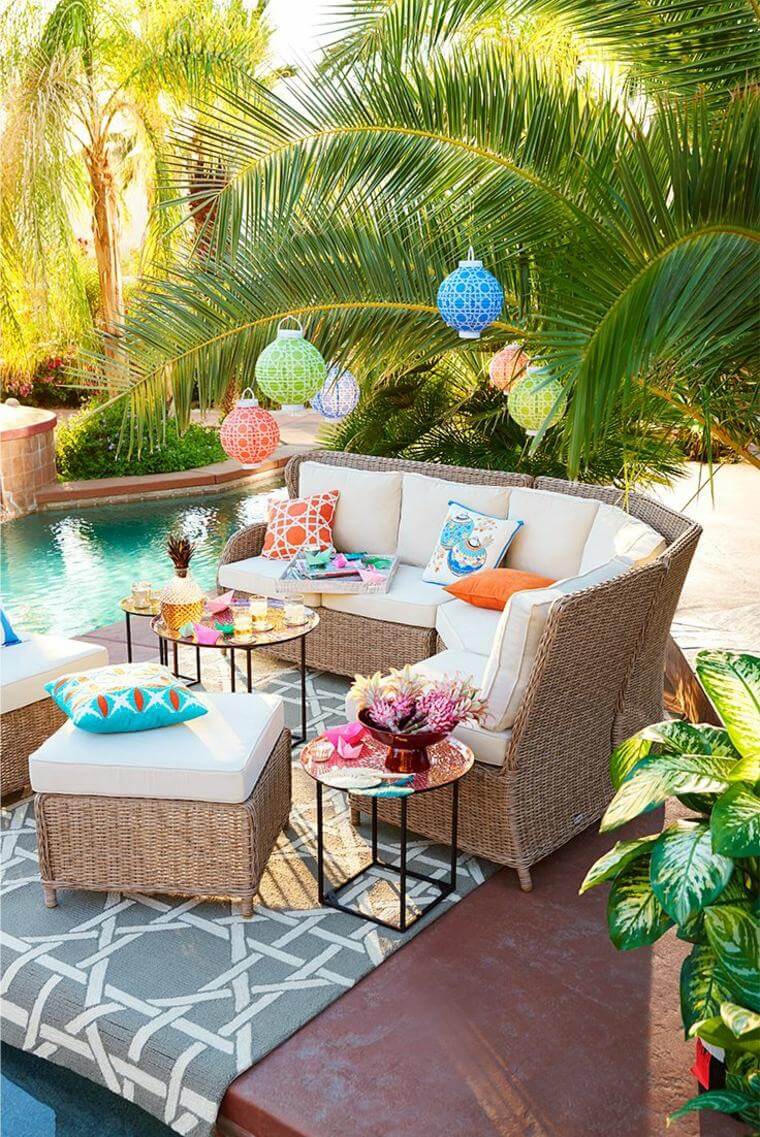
[0, 481, 286, 639]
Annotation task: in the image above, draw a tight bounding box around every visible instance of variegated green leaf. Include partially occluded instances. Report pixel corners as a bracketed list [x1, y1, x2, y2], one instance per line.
[704, 902, 760, 1013]
[609, 721, 738, 791]
[668, 1089, 757, 1125]
[691, 1016, 760, 1055]
[726, 753, 760, 784]
[601, 753, 734, 832]
[676, 872, 753, 945]
[579, 835, 657, 894]
[721, 1001, 760, 1039]
[712, 784, 760, 857]
[650, 820, 733, 925]
[696, 651, 760, 761]
[680, 944, 732, 1035]
[726, 1050, 760, 1098]
[607, 859, 673, 951]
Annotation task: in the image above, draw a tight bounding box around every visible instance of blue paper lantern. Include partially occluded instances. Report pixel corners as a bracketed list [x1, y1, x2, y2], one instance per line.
[311, 366, 360, 420]
[436, 247, 504, 339]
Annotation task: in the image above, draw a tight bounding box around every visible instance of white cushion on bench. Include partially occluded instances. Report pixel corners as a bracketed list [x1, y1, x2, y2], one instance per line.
[436, 599, 500, 657]
[0, 635, 108, 715]
[580, 503, 666, 573]
[299, 461, 402, 555]
[29, 692, 284, 804]
[505, 487, 601, 579]
[218, 554, 321, 607]
[322, 563, 454, 628]
[481, 557, 632, 731]
[396, 472, 511, 567]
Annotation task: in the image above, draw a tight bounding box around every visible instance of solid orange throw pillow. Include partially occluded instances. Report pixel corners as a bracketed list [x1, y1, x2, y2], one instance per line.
[445, 567, 555, 611]
[262, 490, 339, 560]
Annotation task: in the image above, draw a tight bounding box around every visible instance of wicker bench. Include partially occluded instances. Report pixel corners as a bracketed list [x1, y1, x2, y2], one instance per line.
[30, 692, 291, 917]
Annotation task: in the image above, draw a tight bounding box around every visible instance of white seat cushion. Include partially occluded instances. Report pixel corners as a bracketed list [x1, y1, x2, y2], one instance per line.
[505, 487, 601, 579]
[0, 635, 108, 715]
[218, 554, 321, 607]
[29, 692, 284, 804]
[579, 502, 666, 573]
[298, 461, 402, 555]
[481, 557, 632, 731]
[321, 563, 454, 628]
[436, 600, 500, 657]
[396, 472, 511, 567]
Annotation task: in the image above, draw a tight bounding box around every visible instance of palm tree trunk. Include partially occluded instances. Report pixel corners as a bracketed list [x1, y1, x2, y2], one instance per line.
[87, 144, 124, 391]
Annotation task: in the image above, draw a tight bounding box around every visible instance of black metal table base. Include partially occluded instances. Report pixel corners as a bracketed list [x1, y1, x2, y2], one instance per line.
[161, 630, 309, 743]
[317, 781, 459, 933]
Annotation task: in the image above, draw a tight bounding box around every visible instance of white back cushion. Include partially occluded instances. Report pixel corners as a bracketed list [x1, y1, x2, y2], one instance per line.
[579, 502, 665, 573]
[480, 557, 632, 731]
[397, 472, 511, 567]
[298, 461, 402, 554]
[505, 487, 600, 579]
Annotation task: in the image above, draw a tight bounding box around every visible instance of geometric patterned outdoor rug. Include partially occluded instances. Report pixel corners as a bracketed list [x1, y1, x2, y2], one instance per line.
[1, 653, 493, 1136]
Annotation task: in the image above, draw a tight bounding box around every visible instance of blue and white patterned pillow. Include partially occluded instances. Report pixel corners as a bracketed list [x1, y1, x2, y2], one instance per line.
[422, 501, 523, 586]
[46, 662, 207, 734]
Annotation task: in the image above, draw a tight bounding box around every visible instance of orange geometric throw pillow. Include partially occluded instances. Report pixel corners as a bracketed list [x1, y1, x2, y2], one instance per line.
[444, 567, 555, 611]
[262, 490, 340, 561]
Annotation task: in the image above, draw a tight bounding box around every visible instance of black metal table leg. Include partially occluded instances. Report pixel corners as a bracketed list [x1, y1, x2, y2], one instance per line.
[246, 649, 252, 693]
[230, 648, 236, 692]
[398, 797, 408, 933]
[125, 612, 133, 664]
[316, 781, 325, 902]
[172, 640, 179, 678]
[196, 645, 202, 685]
[291, 635, 308, 745]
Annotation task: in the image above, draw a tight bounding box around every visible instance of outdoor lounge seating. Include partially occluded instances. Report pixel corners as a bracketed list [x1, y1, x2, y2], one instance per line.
[30, 690, 291, 916]
[219, 451, 701, 890]
[0, 634, 108, 799]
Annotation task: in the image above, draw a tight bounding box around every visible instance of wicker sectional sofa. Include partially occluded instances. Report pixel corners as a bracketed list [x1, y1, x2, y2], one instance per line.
[218, 451, 701, 889]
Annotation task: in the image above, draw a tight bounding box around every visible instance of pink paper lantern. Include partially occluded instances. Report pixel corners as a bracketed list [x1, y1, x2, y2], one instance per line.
[488, 344, 529, 392]
[220, 389, 280, 469]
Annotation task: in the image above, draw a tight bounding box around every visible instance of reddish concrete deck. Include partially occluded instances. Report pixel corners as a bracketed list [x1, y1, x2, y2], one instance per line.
[82, 619, 743, 1137]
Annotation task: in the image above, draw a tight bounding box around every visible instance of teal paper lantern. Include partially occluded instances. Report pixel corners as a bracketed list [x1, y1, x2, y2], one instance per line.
[255, 318, 327, 412]
[508, 366, 567, 437]
[436, 247, 504, 339]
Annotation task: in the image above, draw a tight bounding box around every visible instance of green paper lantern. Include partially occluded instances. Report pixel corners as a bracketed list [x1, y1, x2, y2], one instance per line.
[508, 366, 567, 437]
[255, 317, 327, 412]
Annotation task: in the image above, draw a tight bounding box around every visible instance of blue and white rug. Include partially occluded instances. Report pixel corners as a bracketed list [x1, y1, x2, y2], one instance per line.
[1, 656, 492, 1136]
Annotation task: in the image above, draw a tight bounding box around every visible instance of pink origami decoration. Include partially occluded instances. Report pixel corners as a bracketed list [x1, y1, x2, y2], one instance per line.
[336, 737, 364, 761]
[194, 623, 222, 645]
[325, 721, 367, 748]
[358, 567, 385, 585]
[206, 591, 234, 614]
[332, 553, 349, 569]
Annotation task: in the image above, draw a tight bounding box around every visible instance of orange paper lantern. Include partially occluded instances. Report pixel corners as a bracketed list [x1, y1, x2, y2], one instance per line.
[488, 344, 529, 392]
[220, 389, 280, 469]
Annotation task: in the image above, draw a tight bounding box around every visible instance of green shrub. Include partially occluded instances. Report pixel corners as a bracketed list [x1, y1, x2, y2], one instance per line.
[56, 400, 225, 480]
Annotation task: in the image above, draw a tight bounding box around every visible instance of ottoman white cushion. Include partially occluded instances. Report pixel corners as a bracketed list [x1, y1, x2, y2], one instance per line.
[29, 692, 284, 804]
[0, 635, 108, 715]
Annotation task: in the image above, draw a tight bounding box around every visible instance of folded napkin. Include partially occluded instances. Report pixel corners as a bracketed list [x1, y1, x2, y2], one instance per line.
[195, 623, 222, 645]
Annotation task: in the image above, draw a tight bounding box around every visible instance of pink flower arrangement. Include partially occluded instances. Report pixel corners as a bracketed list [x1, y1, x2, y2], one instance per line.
[349, 666, 486, 736]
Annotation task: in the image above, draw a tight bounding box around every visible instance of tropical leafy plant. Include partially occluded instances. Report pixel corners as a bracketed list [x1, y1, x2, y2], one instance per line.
[97, 0, 759, 477]
[0, 0, 271, 382]
[581, 650, 760, 1129]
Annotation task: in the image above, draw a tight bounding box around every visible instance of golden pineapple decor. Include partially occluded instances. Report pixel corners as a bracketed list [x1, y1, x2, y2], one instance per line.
[159, 534, 205, 633]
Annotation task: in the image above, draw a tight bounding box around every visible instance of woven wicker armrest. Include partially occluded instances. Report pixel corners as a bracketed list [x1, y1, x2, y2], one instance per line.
[218, 521, 268, 571]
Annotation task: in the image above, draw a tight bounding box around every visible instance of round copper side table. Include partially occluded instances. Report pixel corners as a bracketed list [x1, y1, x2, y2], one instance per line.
[151, 600, 319, 744]
[301, 731, 474, 932]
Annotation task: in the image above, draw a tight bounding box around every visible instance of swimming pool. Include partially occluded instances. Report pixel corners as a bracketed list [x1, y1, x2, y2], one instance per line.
[0, 481, 286, 639]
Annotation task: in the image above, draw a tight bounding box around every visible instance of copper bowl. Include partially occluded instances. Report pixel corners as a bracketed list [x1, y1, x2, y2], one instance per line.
[357, 709, 447, 774]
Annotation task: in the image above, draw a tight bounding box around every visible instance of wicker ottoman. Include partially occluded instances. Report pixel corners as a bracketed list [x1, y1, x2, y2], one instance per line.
[30, 692, 291, 918]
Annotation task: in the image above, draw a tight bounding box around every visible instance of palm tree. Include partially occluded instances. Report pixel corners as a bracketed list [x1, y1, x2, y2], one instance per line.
[0, 0, 271, 383]
[98, 0, 759, 473]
